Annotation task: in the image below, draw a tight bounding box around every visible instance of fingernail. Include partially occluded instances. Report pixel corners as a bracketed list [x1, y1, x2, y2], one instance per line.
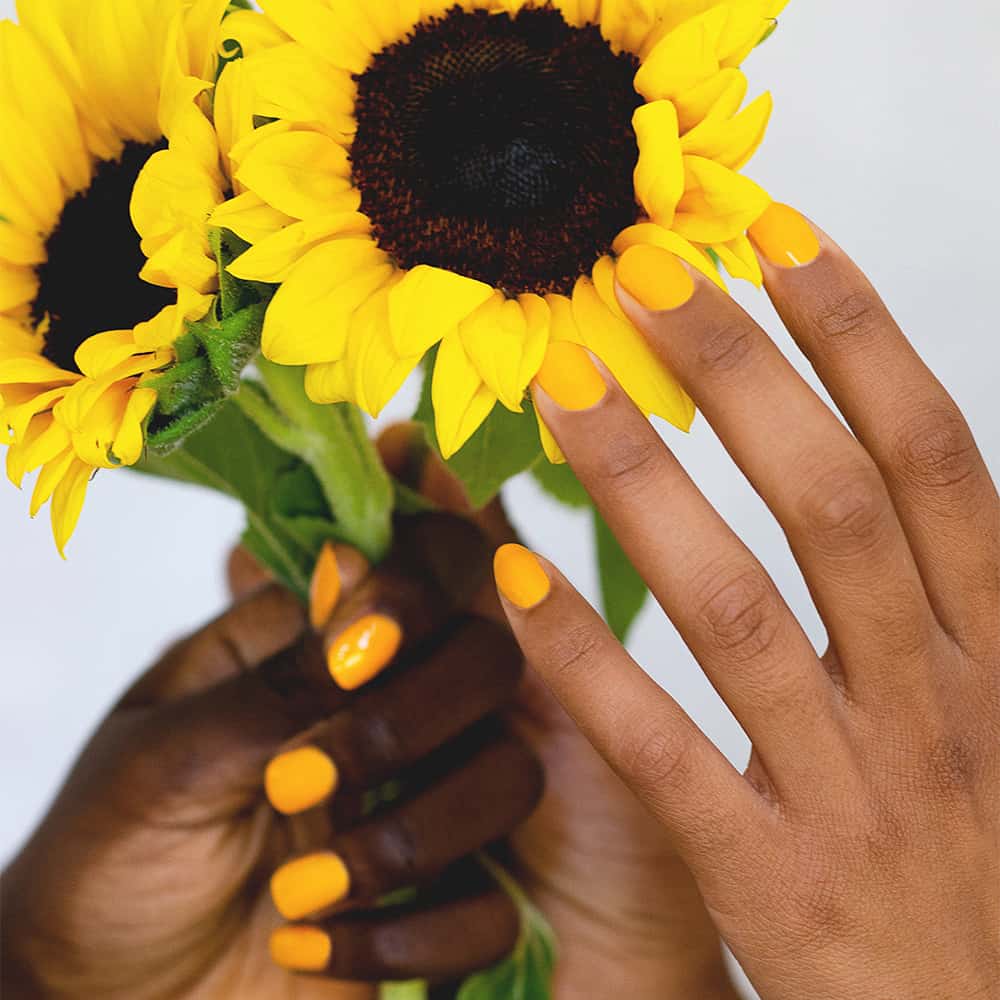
[271, 852, 351, 921]
[269, 925, 332, 972]
[494, 544, 551, 610]
[309, 543, 342, 631]
[748, 203, 821, 268]
[616, 244, 695, 311]
[327, 614, 402, 690]
[534, 341, 607, 412]
[265, 746, 338, 816]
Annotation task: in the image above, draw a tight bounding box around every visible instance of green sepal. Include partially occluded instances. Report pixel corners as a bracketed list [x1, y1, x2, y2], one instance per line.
[237, 359, 394, 562]
[594, 509, 649, 643]
[757, 19, 779, 47]
[413, 357, 543, 509]
[137, 400, 337, 599]
[379, 982, 428, 1000]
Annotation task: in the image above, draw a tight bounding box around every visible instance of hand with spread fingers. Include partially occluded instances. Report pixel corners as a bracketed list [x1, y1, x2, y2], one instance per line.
[1, 515, 543, 998]
[497, 204, 1000, 1000]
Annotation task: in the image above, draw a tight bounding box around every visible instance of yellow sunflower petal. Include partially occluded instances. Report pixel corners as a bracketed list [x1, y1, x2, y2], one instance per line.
[635, 6, 729, 101]
[140, 229, 217, 294]
[572, 276, 695, 430]
[208, 192, 296, 246]
[262, 238, 394, 366]
[235, 130, 355, 220]
[432, 334, 497, 460]
[29, 446, 75, 518]
[459, 293, 535, 413]
[516, 293, 551, 391]
[227, 212, 371, 283]
[243, 43, 358, 142]
[73, 331, 142, 379]
[218, 8, 292, 60]
[213, 58, 257, 175]
[673, 67, 748, 133]
[711, 233, 763, 286]
[112, 386, 157, 466]
[257, 0, 373, 75]
[0, 218, 47, 267]
[51, 457, 92, 556]
[0, 354, 68, 386]
[346, 278, 422, 417]
[633, 100, 685, 227]
[613, 222, 728, 290]
[388, 266, 495, 358]
[304, 358, 354, 406]
[0, 263, 38, 313]
[681, 90, 773, 170]
[600, 0, 663, 55]
[0, 21, 90, 194]
[673, 154, 771, 244]
[2, 386, 68, 443]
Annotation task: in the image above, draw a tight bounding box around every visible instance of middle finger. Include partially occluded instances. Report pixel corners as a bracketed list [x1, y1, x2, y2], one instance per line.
[614, 243, 936, 699]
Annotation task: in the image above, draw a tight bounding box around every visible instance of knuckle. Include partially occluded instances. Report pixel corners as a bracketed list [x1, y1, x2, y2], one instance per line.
[375, 814, 421, 885]
[892, 407, 982, 494]
[696, 568, 783, 664]
[694, 319, 760, 379]
[592, 431, 663, 492]
[349, 708, 409, 779]
[814, 289, 885, 352]
[619, 723, 696, 798]
[798, 461, 890, 556]
[924, 732, 981, 799]
[544, 622, 605, 681]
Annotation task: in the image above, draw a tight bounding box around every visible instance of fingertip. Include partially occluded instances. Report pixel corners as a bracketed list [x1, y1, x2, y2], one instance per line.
[494, 544, 552, 611]
[615, 243, 696, 315]
[747, 202, 821, 270]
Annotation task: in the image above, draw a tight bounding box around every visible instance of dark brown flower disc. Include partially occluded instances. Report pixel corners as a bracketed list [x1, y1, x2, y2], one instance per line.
[351, 5, 643, 297]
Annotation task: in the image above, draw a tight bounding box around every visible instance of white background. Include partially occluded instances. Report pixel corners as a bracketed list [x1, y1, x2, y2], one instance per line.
[1, 2, 998, 996]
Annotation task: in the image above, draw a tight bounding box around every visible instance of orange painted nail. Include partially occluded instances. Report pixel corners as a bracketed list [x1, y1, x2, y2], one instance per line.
[494, 544, 551, 610]
[616, 244, 695, 311]
[265, 746, 338, 816]
[269, 925, 332, 972]
[534, 341, 607, 412]
[310, 543, 341, 630]
[748, 203, 821, 268]
[271, 853, 351, 921]
[327, 614, 402, 690]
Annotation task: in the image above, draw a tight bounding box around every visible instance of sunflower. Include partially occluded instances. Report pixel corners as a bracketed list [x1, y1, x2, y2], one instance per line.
[0, 0, 238, 551]
[217, 0, 785, 462]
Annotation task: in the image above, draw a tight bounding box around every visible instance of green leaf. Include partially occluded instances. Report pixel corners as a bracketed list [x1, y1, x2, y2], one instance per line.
[137, 400, 324, 598]
[457, 861, 556, 1000]
[413, 360, 542, 509]
[756, 18, 779, 47]
[594, 509, 648, 643]
[530, 461, 590, 509]
[379, 982, 428, 1000]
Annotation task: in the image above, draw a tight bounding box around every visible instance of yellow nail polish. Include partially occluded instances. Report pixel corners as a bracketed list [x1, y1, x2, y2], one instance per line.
[327, 614, 402, 690]
[269, 925, 332, 972]
[748, 203, 821, 268]
[534, 341, 607, 412]
[616, 244, 695, 311]
[271, 853, 351, 921]
[309, 543, 341, 630]
[265, 746, 338, 816]
[494, 544, 551, 610]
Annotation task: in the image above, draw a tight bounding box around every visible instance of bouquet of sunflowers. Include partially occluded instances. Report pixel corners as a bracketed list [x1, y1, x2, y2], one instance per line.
[0, 0, 788, 994]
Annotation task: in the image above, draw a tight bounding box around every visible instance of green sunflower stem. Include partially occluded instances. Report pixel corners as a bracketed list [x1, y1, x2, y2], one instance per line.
[236, 358, 394, 563]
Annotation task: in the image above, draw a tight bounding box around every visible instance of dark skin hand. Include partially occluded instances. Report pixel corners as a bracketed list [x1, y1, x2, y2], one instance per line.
[498, 206, 1000, 1000]
[1, 514, 544, 999]
[1, 431, 743, 1000]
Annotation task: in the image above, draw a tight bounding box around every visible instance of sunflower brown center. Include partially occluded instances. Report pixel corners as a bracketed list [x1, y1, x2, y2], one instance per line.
[351, 5, 642, 296]
[33, 140, 174, 375]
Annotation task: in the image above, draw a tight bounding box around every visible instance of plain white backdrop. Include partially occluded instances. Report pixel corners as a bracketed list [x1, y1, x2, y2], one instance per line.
[1, 2, 998, 996]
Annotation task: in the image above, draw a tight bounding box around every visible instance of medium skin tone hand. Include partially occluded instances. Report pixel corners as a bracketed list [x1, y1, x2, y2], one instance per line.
[495, 205, 1000, 1000]
[383, 428, 740, 999]
[1, 515, 543, 999]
